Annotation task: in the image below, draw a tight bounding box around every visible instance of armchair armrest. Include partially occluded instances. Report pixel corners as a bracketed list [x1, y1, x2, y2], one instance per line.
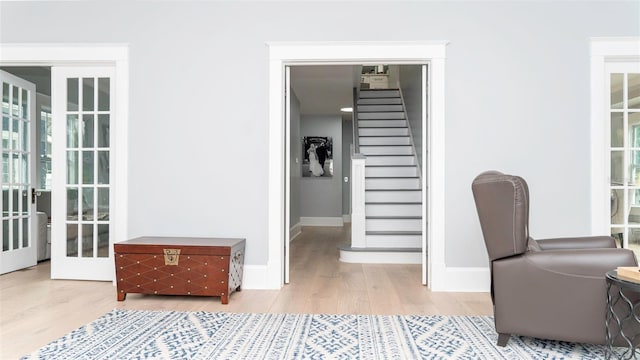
[535, 236, 617, 251]
[523, 248, 637, 277]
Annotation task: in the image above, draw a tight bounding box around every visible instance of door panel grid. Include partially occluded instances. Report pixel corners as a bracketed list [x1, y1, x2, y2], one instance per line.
[608, 64, 640, 254]
[0, 70, 37, 274]
[64, 76, 111, 259]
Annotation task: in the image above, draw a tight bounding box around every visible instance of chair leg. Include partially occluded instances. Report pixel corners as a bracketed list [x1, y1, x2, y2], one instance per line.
[497, 333, 510, 347]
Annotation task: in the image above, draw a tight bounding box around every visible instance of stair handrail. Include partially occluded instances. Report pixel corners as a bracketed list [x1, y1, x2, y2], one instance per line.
[396, 84, 422, 179]
[352, 87, 360, 154]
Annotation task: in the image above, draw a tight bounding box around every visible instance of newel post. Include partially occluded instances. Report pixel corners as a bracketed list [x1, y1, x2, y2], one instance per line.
[351, 151, 366, 248]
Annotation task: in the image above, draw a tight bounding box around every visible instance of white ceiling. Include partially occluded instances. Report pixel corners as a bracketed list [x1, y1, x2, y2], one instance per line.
[290, 65, 362, 116]
[2, 65, 364, 116]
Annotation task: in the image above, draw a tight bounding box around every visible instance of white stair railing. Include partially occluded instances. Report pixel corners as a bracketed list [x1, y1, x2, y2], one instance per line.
[351, 87, 366, 248]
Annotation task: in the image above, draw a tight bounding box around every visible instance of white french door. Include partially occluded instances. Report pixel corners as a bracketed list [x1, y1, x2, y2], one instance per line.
[51, 67, 115, 280]
[607, 62, 640, 254]
[0, 70, 37, 274]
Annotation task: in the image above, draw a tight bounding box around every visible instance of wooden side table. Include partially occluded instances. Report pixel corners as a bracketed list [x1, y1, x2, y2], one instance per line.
[606, 270, 640, 359]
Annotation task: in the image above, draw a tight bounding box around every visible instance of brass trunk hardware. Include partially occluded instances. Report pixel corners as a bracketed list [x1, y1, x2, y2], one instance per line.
[163, 249, 181, 265]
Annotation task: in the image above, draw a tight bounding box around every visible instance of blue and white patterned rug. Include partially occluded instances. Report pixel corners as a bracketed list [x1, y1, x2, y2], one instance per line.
[22, 309, 610, 359]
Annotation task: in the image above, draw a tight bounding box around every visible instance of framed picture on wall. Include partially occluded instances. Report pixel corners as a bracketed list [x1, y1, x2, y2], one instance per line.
[302, 136, 333, 177]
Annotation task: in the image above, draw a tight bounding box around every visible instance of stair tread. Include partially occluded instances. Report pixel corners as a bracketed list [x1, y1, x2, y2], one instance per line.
[366, 189, 421, 191]
[358, 118, 406, 120]
[362, 154, 413, 156]
[338, 245, 421, 253]
[366, 176, 419, 179]
[359, 135, 410, 137]
[366, 165, 417, 167]
[366, 201, 421, 204]
[366, 231, 422, 235]
[360, 88, 400, 90]
[366, 216, 422, 219]
[359, 126, 408, 128]
[360, 144, 412, 147]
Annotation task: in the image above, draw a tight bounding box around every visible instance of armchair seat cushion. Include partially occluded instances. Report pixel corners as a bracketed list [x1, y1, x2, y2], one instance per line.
[535, 236, 617, 250]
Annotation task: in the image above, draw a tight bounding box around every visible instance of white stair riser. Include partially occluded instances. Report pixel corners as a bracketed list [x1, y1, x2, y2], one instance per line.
[366, 178, 420, 189]
[366, 203, 421, 216]
[366, 166, 419, 177]
[359, 112, 405, 120]
[359, 136, 410, 145]
[365, 234, 422, 248]
[358, 98, 402, 105]
[366, 218, 422, 232]
[358, 105, 404, 112]
[360, 90, 400, 98]
[366, 190, 422, 202]
[359, 120, 406, 128]
[366, 156, 416, 166]
[359, 128, 409, 136]
[360, 146, 413, 156]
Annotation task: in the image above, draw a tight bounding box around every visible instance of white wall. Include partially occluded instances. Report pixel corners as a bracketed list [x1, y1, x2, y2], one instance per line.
[342, 115, 353, 218]
[299, 115, 343, 219]
[1, 1, 638, 270]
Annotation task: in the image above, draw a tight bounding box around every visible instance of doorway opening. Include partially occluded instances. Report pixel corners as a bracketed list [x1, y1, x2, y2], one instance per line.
[286, 64, 427, 284]
[267, 41, 448, 290]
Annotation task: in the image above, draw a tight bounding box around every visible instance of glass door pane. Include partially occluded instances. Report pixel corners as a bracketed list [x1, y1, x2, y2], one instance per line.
[0, 70, 37, 274]
[64, 76, 111, 259]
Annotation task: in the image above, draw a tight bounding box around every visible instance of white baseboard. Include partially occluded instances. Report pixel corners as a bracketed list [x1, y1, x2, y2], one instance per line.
[241, 264, 277, 289]
[430, 263, 490, 292]
[342, 214, 351, 223]
[339, 249, 421, 264]
[289, 222, 302, 242]
[300, 217, 344, 227]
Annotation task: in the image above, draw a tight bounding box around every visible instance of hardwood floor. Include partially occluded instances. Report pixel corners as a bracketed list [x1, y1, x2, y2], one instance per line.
[0, 226, 492, 359]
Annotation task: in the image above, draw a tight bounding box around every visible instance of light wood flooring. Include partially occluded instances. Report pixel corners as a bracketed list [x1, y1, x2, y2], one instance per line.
[0, 226, 492, 359]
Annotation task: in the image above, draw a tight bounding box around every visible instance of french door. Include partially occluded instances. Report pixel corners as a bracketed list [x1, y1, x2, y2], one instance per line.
[607, 62, 640, 253]
[51, 67, 115, 280]
[0, 70, 37, 274]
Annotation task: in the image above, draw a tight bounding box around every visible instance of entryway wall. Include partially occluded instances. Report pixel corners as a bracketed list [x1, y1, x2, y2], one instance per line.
[298, 114, 343, 226]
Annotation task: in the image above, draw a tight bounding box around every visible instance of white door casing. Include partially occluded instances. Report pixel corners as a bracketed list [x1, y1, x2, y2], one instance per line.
[0, 70, 37, 274]
[267, 41, 453, 290]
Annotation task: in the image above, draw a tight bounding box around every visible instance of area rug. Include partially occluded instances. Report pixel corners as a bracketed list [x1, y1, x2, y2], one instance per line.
[22, 309, 610, 359]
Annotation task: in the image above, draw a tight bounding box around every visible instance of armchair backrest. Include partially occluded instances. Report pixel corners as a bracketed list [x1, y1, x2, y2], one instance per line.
[472, 171, 530, 261]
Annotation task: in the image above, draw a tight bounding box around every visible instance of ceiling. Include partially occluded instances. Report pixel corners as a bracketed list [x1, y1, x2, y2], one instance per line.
[290, 65, 362, 116]
[1, 65, 364, 116]
[1, 66, 52, 96]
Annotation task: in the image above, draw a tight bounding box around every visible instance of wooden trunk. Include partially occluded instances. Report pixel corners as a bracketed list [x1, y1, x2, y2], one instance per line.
[114, 237, 245, 304]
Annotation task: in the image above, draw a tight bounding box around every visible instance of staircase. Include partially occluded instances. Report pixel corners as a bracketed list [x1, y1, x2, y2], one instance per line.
[340, 89, 422, 264]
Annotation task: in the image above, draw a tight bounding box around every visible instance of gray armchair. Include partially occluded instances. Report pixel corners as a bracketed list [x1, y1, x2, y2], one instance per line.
[471, 171, 638, 346]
